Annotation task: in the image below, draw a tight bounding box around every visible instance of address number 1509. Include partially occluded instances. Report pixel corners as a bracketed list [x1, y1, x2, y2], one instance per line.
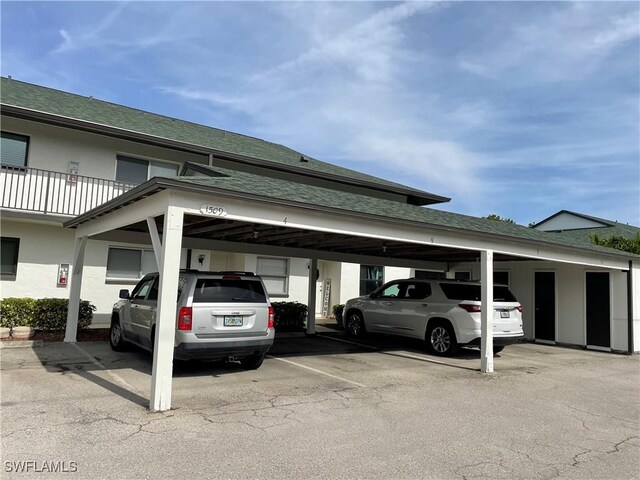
[200, 205, 227, 217]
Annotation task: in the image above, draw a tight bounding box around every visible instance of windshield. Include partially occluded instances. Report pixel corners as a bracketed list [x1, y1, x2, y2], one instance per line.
[193, 279, 267, 303]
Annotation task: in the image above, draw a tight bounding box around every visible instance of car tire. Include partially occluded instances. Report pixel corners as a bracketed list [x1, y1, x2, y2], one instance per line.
[345, 311, 366, 337]
[426, 322, 458, 356]
[240, 353, 265, 370]
[109, 318, 126, 352]
[493, 346, 505, 354]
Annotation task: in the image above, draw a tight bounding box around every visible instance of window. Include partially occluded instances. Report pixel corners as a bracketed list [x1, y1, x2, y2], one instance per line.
[106, 247, 157, 279]
[131, 277, 155, 300]
[257, 257, 288, 295]
[375, 282, 431, 300]
[193, 279, 267, 303]
[1, 237, 20, 278]
[439, 283, 517, 302]
[1, 132, 29, 166]
[454, 271, 471, 281]
[115, 155, 178, 185]
[360, 265, 384, 295]
[494, 271, 510, 286]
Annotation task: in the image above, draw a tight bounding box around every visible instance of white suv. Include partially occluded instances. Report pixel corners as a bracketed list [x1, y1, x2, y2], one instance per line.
[110, 271, 275, 369]
[343, 279, 523, 356]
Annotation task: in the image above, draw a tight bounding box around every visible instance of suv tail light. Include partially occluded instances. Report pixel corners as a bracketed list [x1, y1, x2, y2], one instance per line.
[516, 305, 523, 313]
[458, 303, 481, 313]
[178, 306, 192, 331]
[268, 306, 275, 329]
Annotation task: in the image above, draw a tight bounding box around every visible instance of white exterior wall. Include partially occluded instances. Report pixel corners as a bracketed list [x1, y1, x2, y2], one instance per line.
[2, 117, 207, 179]
[384, 266, 411, 282]
[452, 260, 634, 351]
[340, 263, 361, 304]
[0, 219, 185, 327]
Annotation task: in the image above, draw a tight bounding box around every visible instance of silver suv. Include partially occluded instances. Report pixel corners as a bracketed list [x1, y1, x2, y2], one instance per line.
[343, 279, 523, 356]
[110, 271, 275, 369]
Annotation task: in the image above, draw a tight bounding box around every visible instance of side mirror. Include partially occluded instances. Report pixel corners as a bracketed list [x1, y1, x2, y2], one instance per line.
[369, 292, 378, 299]
[119, 289, 130, 299]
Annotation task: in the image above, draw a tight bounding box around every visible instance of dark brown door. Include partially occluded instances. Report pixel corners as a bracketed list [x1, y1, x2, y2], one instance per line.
[535, 272, 555, 341]
[586, 272, 610, 348]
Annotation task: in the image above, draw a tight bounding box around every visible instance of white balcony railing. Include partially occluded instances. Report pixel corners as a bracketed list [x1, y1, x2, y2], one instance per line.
[0, 164, 137, 217]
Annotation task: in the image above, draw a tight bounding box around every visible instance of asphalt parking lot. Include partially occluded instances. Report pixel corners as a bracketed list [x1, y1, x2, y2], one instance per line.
[1, 330, 639, 479]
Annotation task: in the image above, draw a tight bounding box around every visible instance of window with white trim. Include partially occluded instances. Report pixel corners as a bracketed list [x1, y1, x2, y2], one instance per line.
[1, 132, 29, 166]
[1, 237, 20, 278]
[257, 257, 289, 296]
[106, 247, 157, 279]
[115, 155, 178, 185]
[360, 265, 384, 295]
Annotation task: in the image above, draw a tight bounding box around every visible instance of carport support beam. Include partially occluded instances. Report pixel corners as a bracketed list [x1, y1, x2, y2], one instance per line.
[480, 249, 494, 373]
[307, 258, 317, 335]
[150, 206, 184, 412]
[64, 236, 88, 343]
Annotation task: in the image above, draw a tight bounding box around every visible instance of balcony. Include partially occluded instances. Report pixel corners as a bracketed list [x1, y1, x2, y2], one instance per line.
[0, 164, 137, 218]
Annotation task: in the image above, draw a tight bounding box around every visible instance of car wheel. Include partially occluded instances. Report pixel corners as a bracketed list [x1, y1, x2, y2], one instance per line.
[493, 346, 505, 354]
[109, 318, 126, 351]
[240, 353, 265, 370]
[345, 311, 366, 337]
[426, 322, 458, 356]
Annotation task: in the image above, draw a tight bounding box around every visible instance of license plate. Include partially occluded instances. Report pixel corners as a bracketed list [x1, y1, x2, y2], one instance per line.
[224, 315, 243, 327]
[500, 311, 510, 319]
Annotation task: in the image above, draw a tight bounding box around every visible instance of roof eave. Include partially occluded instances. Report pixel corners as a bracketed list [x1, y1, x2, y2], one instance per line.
[1, 103, 449, 206]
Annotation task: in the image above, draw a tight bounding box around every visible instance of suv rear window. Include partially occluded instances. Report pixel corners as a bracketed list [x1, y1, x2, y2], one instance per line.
[439, 283, 517, 302]
[193, 279, 267, 303]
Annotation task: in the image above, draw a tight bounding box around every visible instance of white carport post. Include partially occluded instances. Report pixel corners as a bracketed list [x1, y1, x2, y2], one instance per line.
[307, 258, 318, 335]
[64, 235, 88, 343]
[480, 249, 494, 373]
[150, 205, 184, 412]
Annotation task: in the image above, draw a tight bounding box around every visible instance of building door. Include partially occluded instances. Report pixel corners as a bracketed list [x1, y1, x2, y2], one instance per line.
[586, 272, 610, 349]
[534, 272, 555, 342]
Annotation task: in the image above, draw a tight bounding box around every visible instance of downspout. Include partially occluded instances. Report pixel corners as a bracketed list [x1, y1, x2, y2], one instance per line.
[628, 260, 634, 354]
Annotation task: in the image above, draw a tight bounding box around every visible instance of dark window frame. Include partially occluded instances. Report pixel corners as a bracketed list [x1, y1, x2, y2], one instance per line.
[1, 236, 20, 279]
[1, 131, 30, 169]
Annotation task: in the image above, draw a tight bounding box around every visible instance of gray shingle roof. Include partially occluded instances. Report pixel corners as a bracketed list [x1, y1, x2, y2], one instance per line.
[0, 77, 447, 205]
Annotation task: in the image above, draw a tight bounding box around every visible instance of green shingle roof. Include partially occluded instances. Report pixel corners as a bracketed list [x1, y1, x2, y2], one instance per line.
[168, 166, 638, 259]
[0, 77, 447, 204]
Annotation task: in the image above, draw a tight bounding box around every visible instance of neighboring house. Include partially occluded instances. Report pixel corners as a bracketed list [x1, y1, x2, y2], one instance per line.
[1, 77, 638, 354]
[532, 210, 640, 245]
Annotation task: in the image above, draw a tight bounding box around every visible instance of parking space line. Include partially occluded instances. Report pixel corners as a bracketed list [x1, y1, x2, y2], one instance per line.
[316, 334, 378, 350]
[73, 343, 144, 395]
[266, 355, 367, 388]
[317, 334, 480, 371]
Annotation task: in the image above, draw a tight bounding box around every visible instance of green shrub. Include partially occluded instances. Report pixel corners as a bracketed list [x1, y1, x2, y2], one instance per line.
[0, 297, 95, 330]
[0, 298, 37, 328]
[272, 301, 307, 331]
[33, 298, 95, 331]
[332, 304, 345, 329]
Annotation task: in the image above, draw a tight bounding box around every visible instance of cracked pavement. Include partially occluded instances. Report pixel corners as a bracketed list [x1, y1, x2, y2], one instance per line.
[1, 336, 638, 479]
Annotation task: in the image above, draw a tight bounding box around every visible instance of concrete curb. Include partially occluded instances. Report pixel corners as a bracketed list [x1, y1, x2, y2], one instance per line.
[0, 340, 44, 349]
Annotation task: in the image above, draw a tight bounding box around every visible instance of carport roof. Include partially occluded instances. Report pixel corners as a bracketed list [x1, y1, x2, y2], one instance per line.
[0, 77, 448, 206]
[65, 165, 639, 261]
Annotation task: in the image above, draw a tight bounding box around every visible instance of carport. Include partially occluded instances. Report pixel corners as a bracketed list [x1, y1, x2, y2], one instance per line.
[62, 174, 636, 412]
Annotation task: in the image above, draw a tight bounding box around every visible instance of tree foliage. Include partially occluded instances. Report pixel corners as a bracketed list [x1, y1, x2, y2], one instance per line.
[589, 233, 640, 255]
[484, 214, 516, 224]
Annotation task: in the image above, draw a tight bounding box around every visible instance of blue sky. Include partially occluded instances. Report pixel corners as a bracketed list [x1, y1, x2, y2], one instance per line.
[2, 1, 639, 226]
